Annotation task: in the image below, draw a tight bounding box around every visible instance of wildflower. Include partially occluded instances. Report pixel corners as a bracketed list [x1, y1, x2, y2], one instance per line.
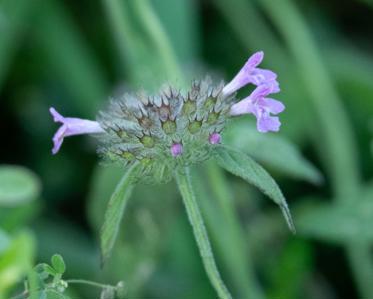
[49, 52, 294, 299]
[49, 51, 284, 179]
[222, 51, 280, 96]
[230, 84, 285, 132]
[49, 107, 104, 154]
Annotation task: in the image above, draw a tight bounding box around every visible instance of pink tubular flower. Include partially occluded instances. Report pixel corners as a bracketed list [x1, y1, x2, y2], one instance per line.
[230, 85, 285, 133]
[222, 51, 280, 96]
[50, 107, 104, 154]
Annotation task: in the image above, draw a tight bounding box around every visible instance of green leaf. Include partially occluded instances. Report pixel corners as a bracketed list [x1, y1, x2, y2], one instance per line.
[34, 263, 57, 279]
[214, 146, 295, 233]
[100, 163, 139, 266]
[0, 231, 36, 298]
[33, 0, 108, 116]
[296, 184, 373, 243]
[0, 0, 36, 89]
[175, 167, 232, 299]
[0, 229, 10, 254]
[0, 165, 41, 206]
[225, 122, 323, 185]
[51, 254, 66, 274]
[193, 164, 265, 299]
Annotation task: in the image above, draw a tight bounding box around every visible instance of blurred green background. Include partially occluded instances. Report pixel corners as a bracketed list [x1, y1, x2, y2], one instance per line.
[1, 0, 373, 298]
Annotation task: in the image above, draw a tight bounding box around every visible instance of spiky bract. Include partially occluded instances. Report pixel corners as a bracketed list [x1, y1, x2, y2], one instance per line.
[97, 78, 234, 183]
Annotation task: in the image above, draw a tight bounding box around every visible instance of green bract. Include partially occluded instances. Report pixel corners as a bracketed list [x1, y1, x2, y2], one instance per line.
[97, 78, 233, 184]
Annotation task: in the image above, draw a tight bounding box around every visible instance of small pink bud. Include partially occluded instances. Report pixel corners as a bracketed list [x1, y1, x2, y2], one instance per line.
[171, 143, 183, 157]
[209, 133, 221, 144]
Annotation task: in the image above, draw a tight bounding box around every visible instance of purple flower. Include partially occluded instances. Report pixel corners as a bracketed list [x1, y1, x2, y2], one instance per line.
[230, 85, 285, 133]
[171, 143, 183, 157]
[50, 107, 104, 154]
[209, 133, 221, 144]
[222, 51, 280, 96]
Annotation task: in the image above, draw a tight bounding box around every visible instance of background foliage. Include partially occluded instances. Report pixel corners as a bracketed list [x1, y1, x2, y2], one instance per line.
[1, 0, 373, 298]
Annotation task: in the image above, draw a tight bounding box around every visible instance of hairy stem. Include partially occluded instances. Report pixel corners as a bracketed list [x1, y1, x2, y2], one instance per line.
[205, 162, 265, 299]
[175, 167, 232, 299]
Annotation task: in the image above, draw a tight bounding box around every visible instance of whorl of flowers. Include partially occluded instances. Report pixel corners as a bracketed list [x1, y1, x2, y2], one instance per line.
[50, 51, 284, 183]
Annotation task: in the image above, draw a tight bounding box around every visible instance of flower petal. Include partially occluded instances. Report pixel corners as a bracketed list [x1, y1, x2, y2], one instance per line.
[257, 115, 281, 133]
[246, 51, 264, 69]
[250, 68, 277, 85]
[264, 98, 285, 114]
[52, 125, 67, 154]
[50, 107, 64, 123]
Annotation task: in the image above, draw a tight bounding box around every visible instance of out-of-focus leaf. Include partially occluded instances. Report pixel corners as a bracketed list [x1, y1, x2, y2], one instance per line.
[268, 239, 313, 299]
[33, 219, 99, 280]
[151, 0, 199, 63]
[192, 164, 265, 299]
[297, 184, 373, 243]
[87, 165, 123, 232]
[175, 168, 232, 299]
[34, 263, 57, 279]
[225, 120, 323, 184]
[131, 0, 182, 82]
[0, 201, 41, 232]
[100, 287, 115, 299]
[259, 0, 360, 199]
[215, 146, 295, 232]
[33, 0, 108, 116]
[0, 230, 35, 298]
[100, 163, 139, 265]
[0, 229, 10, 254]
[0, 165, 41, 206]
[51, 254, 66, 275]
[45, 289, 69, 299]
[0, 0, 36, 89]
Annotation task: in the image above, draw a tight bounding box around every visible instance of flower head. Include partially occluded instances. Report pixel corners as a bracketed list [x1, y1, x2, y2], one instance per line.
[50, 107, 104, 154]
[96, 79, 233, 183]
[222, 51, 280, 96]
[230, 84, 285, 132]
[49, 51, 285, 181]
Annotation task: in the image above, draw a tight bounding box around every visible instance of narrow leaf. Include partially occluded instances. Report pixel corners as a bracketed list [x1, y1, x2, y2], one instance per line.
[175, 167, 232, 299]
[225, 123, 323, 185]
[100, 163, 139, 266]
[214, 146, 295, 233]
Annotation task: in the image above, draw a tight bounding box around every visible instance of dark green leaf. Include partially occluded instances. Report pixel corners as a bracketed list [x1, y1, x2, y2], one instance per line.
[214, 146, 295, 232]
[100, 163, 139, 266]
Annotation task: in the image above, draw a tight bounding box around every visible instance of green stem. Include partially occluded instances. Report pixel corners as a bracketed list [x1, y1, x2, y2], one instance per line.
[205, 162, 264, 299]
[175, 167, 232, 299]
[66, 279, 112, 289]
[131, 0, 183, 82]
